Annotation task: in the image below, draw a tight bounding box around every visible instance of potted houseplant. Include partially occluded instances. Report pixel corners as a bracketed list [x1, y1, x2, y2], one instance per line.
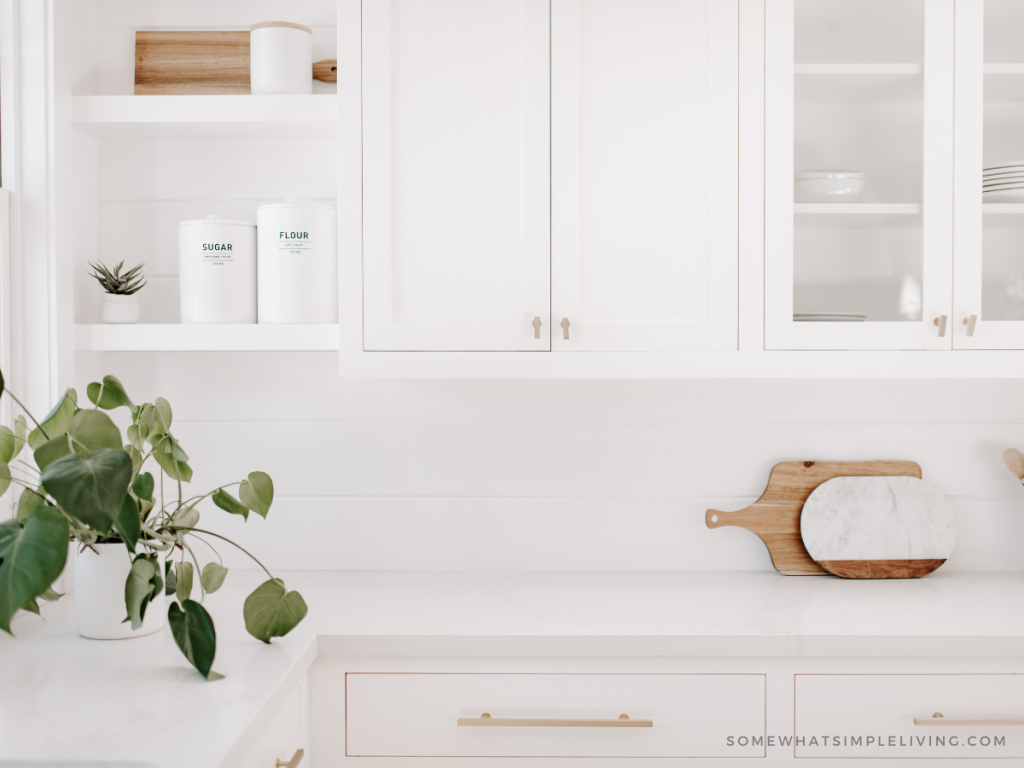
[89, 261, 146, 324]
[0, 369, 306, 679]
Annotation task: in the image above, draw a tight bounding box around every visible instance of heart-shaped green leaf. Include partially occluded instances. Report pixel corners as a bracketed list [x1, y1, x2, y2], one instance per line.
[114, 494, 141, 552]
[213, 489, 248, 520]
[153, 436, 192, 483]
[41, 448, 132, 532]
[123, 553, 162, 630]
[170, 503, 199, 531]
[168, 599, 220, 679]
[28, 389, 77, 450]
[0, 507, 70, 633]
[86, 375, 133, 410]
[175, 561, 193, 603]
[0, 462, 9, 497]
[243, 578, 308, 644]
[239, 472, 273, 518]
[132, 472, 154, 502]
[32, 435, 72, 470]
[154, 398, 172, 432]
[200, 562, 228, 593]
[164, 560, 176, 596]
[0, 427, 15, 464]
[11, 416, 26, 461]
[67, 410, 123, 456]
[16, 487, 46, 523]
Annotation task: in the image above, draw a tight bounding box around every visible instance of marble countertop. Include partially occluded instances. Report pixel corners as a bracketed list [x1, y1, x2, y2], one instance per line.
[2, 570, 1023, 767]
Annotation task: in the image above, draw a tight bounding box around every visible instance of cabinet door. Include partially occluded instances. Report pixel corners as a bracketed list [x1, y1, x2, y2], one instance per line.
[551, 0, 738, 351]
[953, 0, 1024, 349]
[362, 0, 551, 351]
[765, 0, 954, 350]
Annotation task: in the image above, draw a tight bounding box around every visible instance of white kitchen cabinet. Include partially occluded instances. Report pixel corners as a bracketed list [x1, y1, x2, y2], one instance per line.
[765, 0, 955, 351]
[358, 0, 737, 355]
[953, 0, 1024, 349]
[361, 0, 551, 352]
[238, 676, 310, 768]
[551, 0, 738, 351]
[796, 674, 1024, 758]
[346, 672, 764, 758]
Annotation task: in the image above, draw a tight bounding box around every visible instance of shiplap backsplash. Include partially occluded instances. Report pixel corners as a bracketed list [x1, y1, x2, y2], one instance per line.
[68, 356, 1024, 572]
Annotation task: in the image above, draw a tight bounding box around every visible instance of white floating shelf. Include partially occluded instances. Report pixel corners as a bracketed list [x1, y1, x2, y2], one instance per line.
[76, 324, 339, 352]
[795, 64, 923, 104]
[72, 95, 337, 139]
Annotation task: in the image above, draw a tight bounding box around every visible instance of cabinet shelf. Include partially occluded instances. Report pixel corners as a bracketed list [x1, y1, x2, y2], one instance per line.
[75, 324, 339, 352]
[984, 64, 1024, 102]
[795, 64, 923, 103]
[795, 204, 921, 229]
[72, 95, 337, 139]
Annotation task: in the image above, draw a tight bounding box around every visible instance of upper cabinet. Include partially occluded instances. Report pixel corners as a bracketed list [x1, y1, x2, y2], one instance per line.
[954, 0, 1024, 349]
[362, 0, 551, 352]
[551, 0, 738, 352]
[765, 0, 954, 350]
[357, 0, 739, 355]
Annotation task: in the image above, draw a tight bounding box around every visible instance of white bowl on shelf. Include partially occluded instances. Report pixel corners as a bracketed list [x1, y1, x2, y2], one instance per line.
[794, 171, 866, 203]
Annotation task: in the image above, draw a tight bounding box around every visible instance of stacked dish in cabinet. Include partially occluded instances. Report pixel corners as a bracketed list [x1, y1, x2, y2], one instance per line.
[983, 163, 1024, 203]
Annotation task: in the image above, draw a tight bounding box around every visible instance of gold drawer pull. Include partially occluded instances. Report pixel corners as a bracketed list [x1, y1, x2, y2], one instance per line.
[458, 713, 652, 728]
[276, 748, 304, 768]
[915, 713, 1024, 726]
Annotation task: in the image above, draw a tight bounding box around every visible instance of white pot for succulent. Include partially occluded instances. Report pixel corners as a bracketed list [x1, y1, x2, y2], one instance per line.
[75, 542, 166, 640]
[102, 293, 140, 324]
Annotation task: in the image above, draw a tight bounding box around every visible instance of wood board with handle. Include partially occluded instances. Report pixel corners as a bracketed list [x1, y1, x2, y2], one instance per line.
[705, 460, 922, 576]
[134, 31, 337, 95]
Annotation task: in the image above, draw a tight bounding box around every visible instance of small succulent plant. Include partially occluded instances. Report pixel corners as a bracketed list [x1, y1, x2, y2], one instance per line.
[88, 261, 147, 295]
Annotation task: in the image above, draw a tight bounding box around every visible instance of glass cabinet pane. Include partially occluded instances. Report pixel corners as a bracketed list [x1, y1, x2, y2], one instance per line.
[793, 0, 924, 324]
[982, 0, 1024, 323]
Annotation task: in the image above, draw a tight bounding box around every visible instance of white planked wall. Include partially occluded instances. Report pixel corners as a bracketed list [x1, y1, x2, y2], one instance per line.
[66, 359, 1024, 573]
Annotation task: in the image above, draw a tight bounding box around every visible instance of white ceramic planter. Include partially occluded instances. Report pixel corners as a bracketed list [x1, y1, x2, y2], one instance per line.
[102, 293, 140, 324]
[75, 543, 166, 640]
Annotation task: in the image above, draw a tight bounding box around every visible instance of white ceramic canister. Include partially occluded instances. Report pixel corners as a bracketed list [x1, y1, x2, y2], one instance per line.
[250, 21, 313, 95]
[179, 215, 257, 324]
[256, 200, 338, 323]
[76, 543, 167, 640]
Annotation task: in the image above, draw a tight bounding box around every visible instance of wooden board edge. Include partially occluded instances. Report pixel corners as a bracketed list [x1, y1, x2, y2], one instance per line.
[818, 559, 947, 579]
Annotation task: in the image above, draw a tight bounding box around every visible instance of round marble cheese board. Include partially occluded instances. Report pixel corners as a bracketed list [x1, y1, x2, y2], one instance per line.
[800, 476, 955, 579]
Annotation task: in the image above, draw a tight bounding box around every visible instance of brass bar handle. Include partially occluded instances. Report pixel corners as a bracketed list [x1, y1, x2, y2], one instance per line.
[915, 713, 1024, 726]
[532, 317, 542, 339]
[458, 713, 652, 728]
[561, 317, 570, 340]
[933, 315, 947, 337]
[963, 314, 978, 337]
[276, 748, 304, 768]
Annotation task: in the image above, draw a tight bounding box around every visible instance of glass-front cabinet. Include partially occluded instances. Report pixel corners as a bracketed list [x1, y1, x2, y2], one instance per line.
[954, 0, 1024, 348]
[766, 0, 954, 350]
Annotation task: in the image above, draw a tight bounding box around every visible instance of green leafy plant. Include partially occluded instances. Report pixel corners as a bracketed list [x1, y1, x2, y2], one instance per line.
[88, 261, 147, 295]
[0, 368, 306, 679]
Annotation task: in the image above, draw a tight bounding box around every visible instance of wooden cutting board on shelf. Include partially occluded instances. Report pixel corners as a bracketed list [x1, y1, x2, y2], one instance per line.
[134, 31, 338, 95]
[705, 460, 922, 576]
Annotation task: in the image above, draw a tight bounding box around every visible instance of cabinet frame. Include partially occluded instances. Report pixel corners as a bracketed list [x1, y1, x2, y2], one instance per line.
[764, 0, 955, 351]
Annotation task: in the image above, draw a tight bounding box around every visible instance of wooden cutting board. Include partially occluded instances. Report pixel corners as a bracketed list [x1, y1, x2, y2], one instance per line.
[801, 476, 954, 579]
[134, 31, 338, 95]
[705, 461, 922, 575]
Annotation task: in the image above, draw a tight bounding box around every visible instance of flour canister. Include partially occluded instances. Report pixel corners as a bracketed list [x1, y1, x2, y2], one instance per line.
[250, 21, 313, 95]
[179, 215, 257, 324]
[256, 200, 338, 323]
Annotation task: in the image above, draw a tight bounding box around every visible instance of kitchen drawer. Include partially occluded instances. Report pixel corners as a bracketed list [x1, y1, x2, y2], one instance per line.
[346, 673, 764, 758]
[796, 674, 1024, 758]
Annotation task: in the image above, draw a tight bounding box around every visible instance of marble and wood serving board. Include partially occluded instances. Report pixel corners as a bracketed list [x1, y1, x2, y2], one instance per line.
[800, 476, 955, 579]
[705, 461, 922, 576]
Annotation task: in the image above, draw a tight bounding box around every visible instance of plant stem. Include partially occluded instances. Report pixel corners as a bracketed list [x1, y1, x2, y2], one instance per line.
[176, 528, 273, 579]
[188, 533, 223, 565]
[3, 391, 48, 438]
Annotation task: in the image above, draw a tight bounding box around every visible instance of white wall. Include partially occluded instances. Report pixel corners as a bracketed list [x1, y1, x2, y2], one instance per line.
[68, 357, 1024, 573]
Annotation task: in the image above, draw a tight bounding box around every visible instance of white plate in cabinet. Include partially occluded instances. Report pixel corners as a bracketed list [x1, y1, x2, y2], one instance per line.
[795, 674, 1024, 758]
[345, 673, 765, 758]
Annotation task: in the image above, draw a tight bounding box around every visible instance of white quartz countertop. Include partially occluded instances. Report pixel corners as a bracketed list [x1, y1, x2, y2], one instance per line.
[1, 570, 1023, 767]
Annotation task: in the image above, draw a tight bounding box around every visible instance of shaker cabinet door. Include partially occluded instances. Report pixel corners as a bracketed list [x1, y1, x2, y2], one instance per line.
[362, 0, 551, 351]
[551, 0, 739, 351]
